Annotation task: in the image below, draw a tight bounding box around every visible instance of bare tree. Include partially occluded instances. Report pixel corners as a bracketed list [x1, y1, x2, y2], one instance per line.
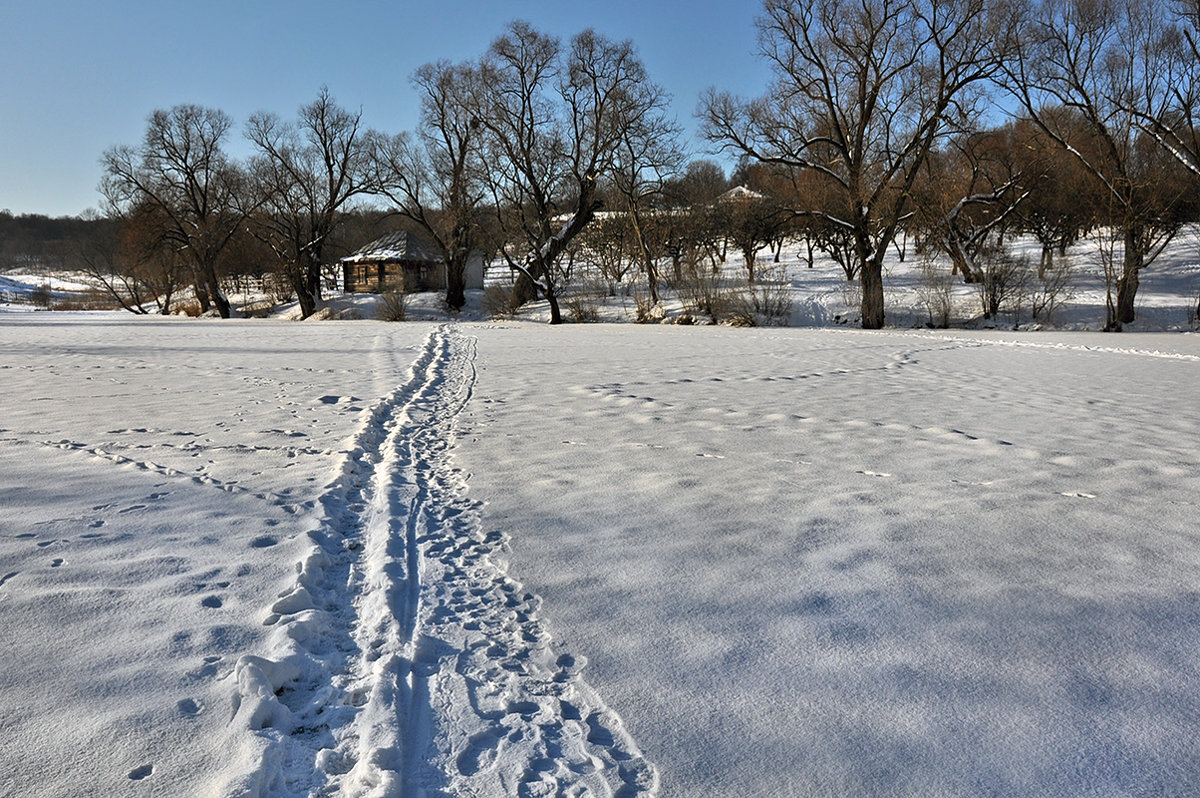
[702, 0, 1014, 328]
[911, 128, 1029, 283]
[78, 204, 187, 314]
[609, 83, 685, 305]
[1005, 0, 1193, 329]
[370, 62, 486, 311]
[101, 105, 251, 317]
[247, 87, 374, 319]
[1123, 0, 1200, 177]
[473, 22, 669, 324]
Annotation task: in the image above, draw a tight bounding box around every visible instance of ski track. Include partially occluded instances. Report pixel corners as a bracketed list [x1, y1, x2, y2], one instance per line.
[227, 324, 657, 797]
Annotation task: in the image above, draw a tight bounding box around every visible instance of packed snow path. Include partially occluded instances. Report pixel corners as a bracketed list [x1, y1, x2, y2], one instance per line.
[225, 324, 657, 797]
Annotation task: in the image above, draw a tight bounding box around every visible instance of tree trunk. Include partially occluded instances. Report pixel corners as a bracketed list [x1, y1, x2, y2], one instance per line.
[294, 278, 317, 319]
[194, 276, 211, 313]
[201, 262, 231, 318]
[445, 260, 467, 311]
[629, 209, 660, 305]
[861, 260, 885, 329]
[547, 292, 562, 325]
[1114, 225, 1143, 327]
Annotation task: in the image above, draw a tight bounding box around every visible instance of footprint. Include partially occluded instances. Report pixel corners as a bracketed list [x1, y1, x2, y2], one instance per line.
[176, 698, 203, 717]
[50, 559, 64, 568]
[857, 470, 892, 478]
[1061, 491, 1097, 499]
[200, 596, 223, 609]
[0, 572, 18, 588]
[128, 764, 153, 781]
[457, 728, 504, 776]
[248, 536, 277, 549]
[118, 505, 147, 515]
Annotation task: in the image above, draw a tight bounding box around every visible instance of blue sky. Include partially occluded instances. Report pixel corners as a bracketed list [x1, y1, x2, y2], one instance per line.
[1, 0, 772, 217]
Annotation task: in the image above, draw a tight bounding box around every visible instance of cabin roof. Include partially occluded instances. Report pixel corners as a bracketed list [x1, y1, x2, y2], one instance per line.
[341, 230, 442, 264]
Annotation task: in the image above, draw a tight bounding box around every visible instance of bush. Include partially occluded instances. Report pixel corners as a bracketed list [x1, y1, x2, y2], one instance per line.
[631, 289, 662, 323]
[265, 273, 296, 304]
[52, 289, 124, 312]
[375, 289, 409, 322]
[1030, 258, 1076, 325]
[743, 266, 793, 326]
[564, 293, 599, 323]
[481, 283, 521, 319]
[677, 261, 736, 323]
[242, 300, 275, 319]
[30, 284, 53, 309]
[976, 249, 1030, 323]
[916, 257, 954, 328]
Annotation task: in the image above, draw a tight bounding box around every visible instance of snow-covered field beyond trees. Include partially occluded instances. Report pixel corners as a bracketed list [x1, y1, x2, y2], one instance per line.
[3, 313, 1200, 797]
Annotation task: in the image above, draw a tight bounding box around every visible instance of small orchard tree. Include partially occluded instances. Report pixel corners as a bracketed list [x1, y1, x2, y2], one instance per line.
[1005, 0, 1195, 329]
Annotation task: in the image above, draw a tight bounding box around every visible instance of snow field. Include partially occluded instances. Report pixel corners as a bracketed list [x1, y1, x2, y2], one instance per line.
[3, 314, 1200, 796]
[0, 317, 430, 797]
[457, 324, 1200, 797]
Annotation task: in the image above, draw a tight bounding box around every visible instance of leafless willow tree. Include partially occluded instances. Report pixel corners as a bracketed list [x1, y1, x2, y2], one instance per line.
[101, 105, 251, 318]
[1005, 0, 1197, 330]
[247, 87, 374, 319]
[370, 62, 486, 311]
[77, 203, 187, 314]
[702, 0, 1015, 328]
[473, 22, 677, 324]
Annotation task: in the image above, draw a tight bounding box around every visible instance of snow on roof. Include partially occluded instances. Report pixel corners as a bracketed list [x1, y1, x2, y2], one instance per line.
[717, 185, 768, 202]
[341, 231, 443, 263]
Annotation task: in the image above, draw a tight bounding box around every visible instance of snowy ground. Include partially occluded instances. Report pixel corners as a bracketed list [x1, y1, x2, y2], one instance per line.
[2, 311, 1200, 797]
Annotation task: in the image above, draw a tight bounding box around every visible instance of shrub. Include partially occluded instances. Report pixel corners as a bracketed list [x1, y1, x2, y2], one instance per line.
[916, 257, 954, 328]
[564, 293, 599, 323]
[375, 289, 409, 322]
[481, 283, 520, 319]
[976, 249, 1030, 323]
[677, 261, 737, 323]
[30, 284, 53, 309]
[631, 288, 661, 323]
[1030, 258, 1076, 325]
[743, 266, 793, 326]
[265, 273, 296, 304]
[175, 299, 203, 317]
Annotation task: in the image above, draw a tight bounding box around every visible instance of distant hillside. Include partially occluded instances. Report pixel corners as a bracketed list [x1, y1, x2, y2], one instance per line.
[0, 211, 110, 271]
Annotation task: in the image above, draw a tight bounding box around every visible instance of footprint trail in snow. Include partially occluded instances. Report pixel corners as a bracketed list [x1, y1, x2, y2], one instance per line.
[227, 324, 657, 797]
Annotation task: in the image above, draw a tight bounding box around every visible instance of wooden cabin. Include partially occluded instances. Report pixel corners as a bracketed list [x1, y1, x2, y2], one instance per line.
[340, 231, 446, 293]
[340, 231, 487, 294]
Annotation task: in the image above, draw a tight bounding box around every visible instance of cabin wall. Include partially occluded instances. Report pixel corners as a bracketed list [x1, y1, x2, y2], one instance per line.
[342, 260, 446, 293]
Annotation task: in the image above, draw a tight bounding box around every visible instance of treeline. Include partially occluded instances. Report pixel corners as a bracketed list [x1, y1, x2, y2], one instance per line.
[0, 211, 108, 271]
[20, 0, 1200, 329]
